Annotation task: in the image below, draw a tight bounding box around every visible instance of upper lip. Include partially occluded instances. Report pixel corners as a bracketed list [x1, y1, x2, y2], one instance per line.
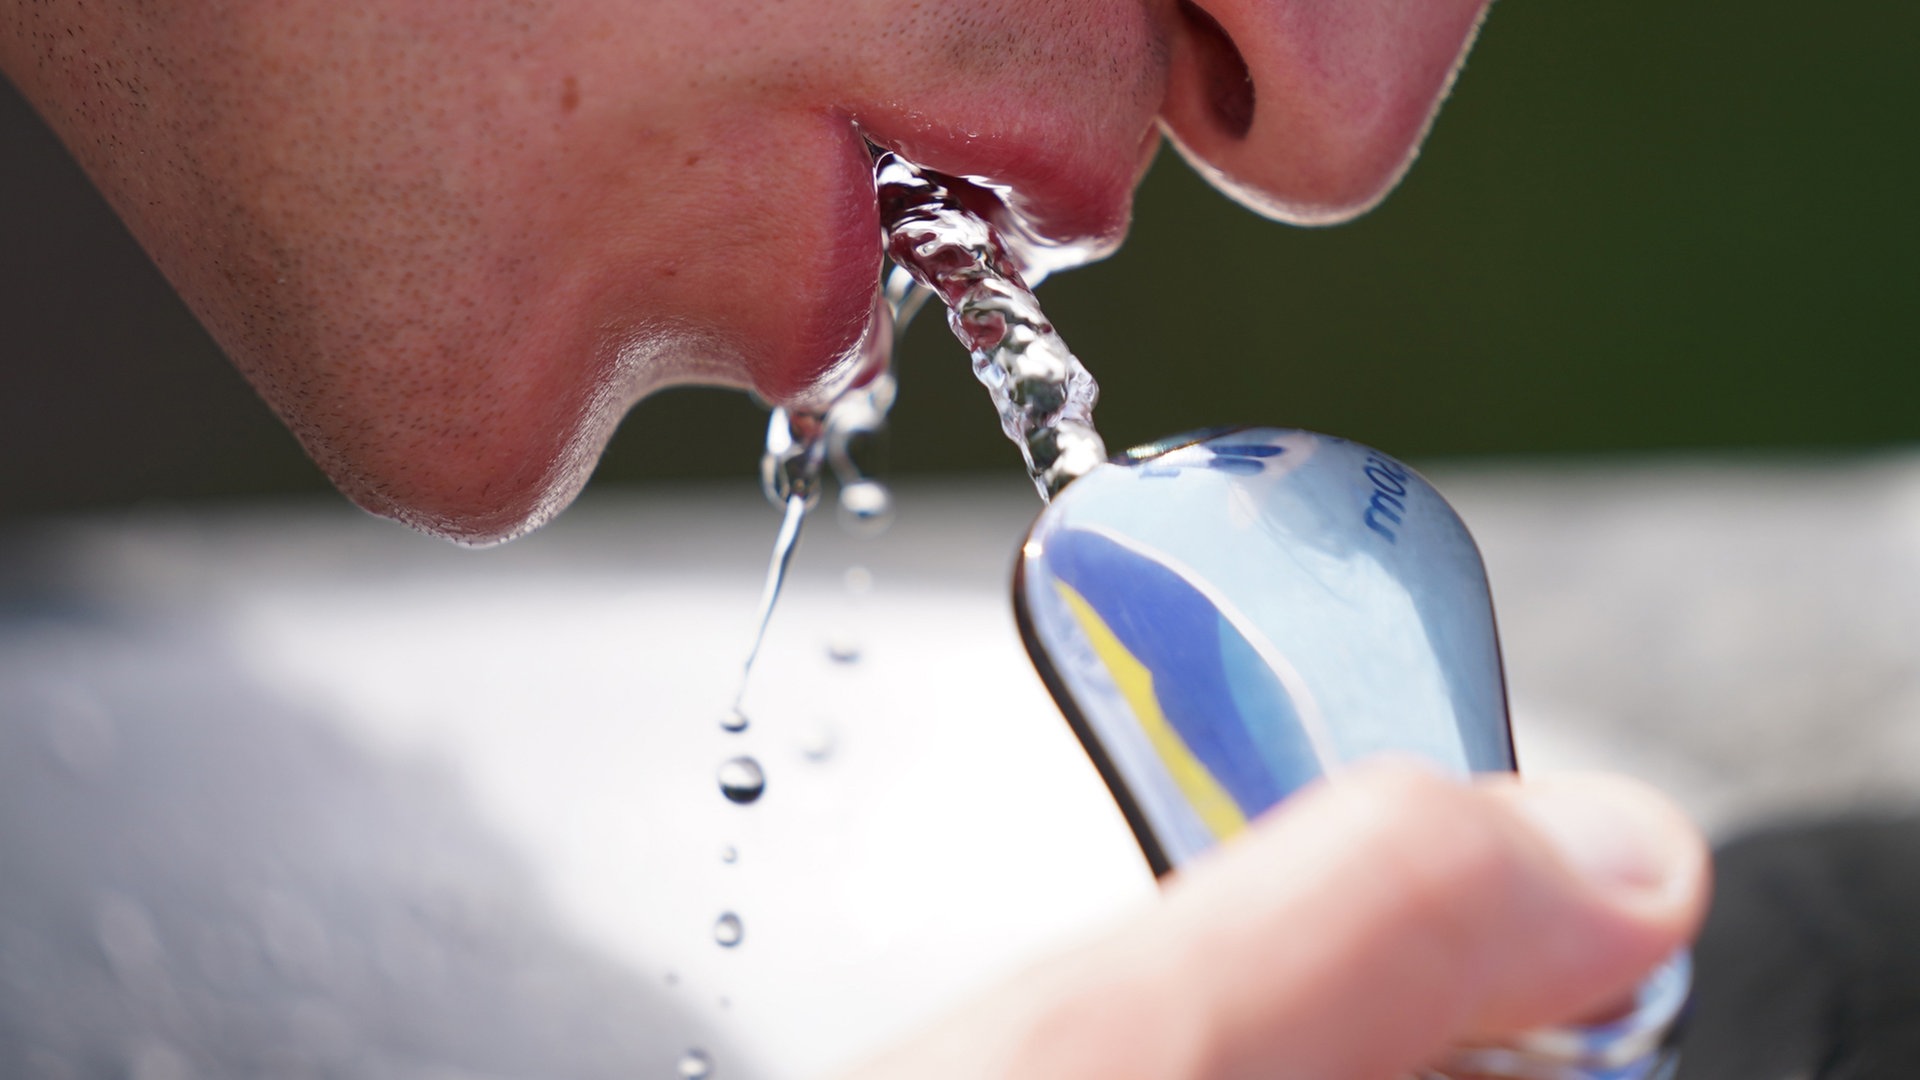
[737, 106, 1158, 409]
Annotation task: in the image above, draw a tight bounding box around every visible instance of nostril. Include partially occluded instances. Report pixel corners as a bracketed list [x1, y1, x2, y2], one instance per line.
[1178, 1, 1254, 140]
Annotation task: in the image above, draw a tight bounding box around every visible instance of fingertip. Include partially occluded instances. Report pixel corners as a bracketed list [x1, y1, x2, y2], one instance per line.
[1149, 761, 1709, 1072]
[1461, 772, 1709, 1036]
[1493, 773, 1712, 934]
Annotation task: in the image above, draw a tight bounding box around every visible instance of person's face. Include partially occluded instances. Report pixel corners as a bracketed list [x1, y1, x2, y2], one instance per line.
[4, 0, 1489, 542]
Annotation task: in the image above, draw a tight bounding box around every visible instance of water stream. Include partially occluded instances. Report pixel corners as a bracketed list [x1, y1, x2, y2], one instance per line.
[733, 151, 1109, 708]
[694, 149, 1112, 1076]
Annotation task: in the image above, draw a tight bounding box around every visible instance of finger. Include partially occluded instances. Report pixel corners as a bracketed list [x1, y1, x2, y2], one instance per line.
[840, 760, 1709, 1080]
[1139, 761, 1711, 1079]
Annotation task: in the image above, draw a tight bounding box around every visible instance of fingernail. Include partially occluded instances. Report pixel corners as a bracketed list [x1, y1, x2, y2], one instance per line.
[1510, 779, 1693, 906]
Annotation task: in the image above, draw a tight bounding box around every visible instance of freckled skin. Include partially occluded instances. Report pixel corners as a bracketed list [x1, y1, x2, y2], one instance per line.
[0, 0, 1488, 544]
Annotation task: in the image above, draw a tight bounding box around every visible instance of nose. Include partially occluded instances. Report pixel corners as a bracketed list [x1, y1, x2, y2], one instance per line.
[1159, 0, 1492, 225]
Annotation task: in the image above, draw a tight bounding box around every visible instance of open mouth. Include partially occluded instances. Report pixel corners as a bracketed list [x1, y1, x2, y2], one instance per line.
[852, 140, 1123, 320]
[769, 127, 1144, 414]
[866, 143, 1117, 288]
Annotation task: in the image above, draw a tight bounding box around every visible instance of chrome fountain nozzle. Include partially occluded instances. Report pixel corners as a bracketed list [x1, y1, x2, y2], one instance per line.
[1015, 426, 1690, 1080]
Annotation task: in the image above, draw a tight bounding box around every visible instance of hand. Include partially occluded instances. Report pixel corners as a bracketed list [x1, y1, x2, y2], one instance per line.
[842, 761, 1709, 1080]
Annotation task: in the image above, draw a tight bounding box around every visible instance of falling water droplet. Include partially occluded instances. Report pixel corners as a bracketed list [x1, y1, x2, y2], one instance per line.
[735, 492, 810, 710]
[844, 565, 874, 595]
[677, 1048, 713, 1079]
[825, 636, 862, 664]
[720, 845, 738, 864]
[798, 719, 837, 763]
[719, 709, 749, 734]
[713, 912, 744, 948]
[837, 479, 895, 535]
[717, 757, 766, 805]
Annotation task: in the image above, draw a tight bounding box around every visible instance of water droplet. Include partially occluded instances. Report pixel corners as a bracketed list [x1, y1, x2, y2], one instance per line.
[837, 479, 895, 535]
[825, 636, 862, 664]
[719, 709, 749, 734]
[720, 845, 739, 864]
[677, 1048, 713, 1079]
[717, 757, 766, 804]
[735, 492, 811, 709]
[843, 565, 874, 595]
[797, 719, 837, 763]
[713, 912, 744, 948]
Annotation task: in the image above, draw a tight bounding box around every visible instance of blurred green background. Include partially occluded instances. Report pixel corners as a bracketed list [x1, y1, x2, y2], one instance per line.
[3, 0, 1916, 517]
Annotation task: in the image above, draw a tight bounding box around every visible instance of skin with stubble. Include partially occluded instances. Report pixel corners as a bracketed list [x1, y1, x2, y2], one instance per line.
[2, 0, 1491, 544]
[1, 2, 1712, 1076]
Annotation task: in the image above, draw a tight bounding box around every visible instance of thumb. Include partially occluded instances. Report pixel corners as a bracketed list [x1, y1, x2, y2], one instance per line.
[841, 760, 1708, 1080]
[1145, 761, 1710, 1078]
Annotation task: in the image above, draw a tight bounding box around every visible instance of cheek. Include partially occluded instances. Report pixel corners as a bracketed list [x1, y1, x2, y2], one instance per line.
[537, 105, 884, 405]
[24, 0, 1171, 545]
[133, 0, 885, 545]
[308, 102, 884, 543]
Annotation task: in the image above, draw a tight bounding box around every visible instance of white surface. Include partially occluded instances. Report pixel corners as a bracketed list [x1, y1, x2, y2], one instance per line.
[224, 574, 1152, 1079]
[7, 459, 1920, 1077]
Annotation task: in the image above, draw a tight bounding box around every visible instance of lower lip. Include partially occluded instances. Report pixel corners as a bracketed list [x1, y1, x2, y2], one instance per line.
[852, 114, 1141, 267]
